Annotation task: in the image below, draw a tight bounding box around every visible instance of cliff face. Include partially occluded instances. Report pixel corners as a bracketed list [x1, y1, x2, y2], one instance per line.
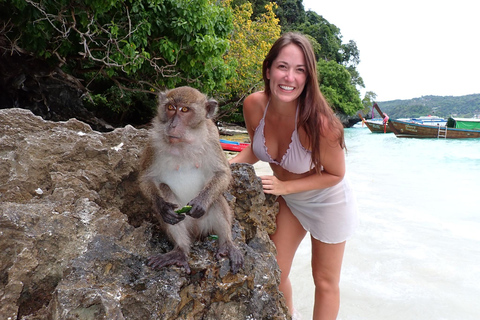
[0, 108, 289, 320]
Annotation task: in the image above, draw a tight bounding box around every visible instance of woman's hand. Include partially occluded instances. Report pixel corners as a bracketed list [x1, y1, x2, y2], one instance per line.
[260, 175, 288, 195]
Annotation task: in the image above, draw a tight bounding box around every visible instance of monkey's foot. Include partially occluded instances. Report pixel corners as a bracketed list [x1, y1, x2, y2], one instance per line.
[217, 243, 244, 274]
[148, 249, 191, 274]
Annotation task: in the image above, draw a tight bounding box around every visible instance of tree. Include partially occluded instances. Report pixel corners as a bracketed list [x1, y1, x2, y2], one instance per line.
[341, 40, 360, 68]
[362, 91, 377, 109]
[0, 0, 235, 124]
[221, 1, 280, 120]
[317, 59, 362, 115]
[296, 11, 342, 63]
[272, 0, 305, 28]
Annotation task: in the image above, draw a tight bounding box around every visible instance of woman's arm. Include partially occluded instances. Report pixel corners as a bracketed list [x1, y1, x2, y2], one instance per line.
[228, 92, 266, 165]
[229, 144, 259, 165]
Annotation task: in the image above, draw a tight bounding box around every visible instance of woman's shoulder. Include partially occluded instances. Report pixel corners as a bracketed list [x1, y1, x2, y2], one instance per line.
[244, 91, 268, 108]
[243, 91, 268, 133]
[243, 91, 268, 117]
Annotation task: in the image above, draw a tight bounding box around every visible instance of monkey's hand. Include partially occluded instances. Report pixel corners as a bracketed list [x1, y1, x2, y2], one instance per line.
[185, 198, 207, 219]
[153, 195, 185, 225]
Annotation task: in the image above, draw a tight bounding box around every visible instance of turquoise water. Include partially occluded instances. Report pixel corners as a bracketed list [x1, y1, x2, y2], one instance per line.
[291, 125, 480, 319]
[345, 125, 480, 237]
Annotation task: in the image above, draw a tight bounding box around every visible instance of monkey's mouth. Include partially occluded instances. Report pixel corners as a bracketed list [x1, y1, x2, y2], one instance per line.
[167, 135, 183, 143]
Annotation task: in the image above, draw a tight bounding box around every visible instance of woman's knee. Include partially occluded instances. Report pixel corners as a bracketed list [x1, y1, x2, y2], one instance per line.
[312, 273, 340, 295]
[310, 240, 345, 294]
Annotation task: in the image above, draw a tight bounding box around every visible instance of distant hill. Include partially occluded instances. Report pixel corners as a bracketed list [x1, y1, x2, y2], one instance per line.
[373, 94, 480, 119]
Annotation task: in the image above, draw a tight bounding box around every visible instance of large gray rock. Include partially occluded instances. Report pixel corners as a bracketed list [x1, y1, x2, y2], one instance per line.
[0, 108, 289, 320]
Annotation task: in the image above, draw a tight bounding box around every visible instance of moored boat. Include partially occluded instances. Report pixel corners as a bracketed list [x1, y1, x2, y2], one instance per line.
[359, 104, 446, 134]
[374, 104, 480, 139]
[358, 111, 391, 133]
[361, 118, 392, 133]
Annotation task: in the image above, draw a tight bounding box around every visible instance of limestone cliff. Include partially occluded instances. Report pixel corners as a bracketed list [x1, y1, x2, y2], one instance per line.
[0, 108, 289, 320]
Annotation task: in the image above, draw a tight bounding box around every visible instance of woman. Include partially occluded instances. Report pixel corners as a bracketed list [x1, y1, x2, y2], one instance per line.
[229, 32, 357, 319]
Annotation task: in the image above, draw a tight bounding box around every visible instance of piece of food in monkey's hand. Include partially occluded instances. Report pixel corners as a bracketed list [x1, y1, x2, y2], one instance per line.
[175, 205, 192, 214]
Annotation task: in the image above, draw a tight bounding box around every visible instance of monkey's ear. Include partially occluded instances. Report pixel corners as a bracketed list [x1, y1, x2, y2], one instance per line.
[156, 91, 169, 121]
[205, 98, 218, 119]
[157, 90, 168, 105]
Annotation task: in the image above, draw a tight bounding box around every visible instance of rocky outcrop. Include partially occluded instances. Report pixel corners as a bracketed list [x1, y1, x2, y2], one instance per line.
[0, 108, 289, 320]
[336, 112, 361, 128]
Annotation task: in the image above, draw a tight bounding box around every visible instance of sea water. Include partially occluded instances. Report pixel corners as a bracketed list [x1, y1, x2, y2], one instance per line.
[255, 125, 480, 319]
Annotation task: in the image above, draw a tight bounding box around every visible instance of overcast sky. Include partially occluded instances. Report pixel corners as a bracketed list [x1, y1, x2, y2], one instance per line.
[302, 0, 480, 102]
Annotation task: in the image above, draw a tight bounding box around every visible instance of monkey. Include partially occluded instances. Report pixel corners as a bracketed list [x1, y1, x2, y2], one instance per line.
[139, 86, 244, 274]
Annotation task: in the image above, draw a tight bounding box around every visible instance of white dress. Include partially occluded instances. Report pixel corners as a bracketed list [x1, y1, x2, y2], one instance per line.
[282, 176, 358, 244]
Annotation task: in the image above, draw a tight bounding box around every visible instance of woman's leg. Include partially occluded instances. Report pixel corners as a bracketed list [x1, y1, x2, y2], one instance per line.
[270, 196, 307, 313]
[311, 238, 346, 320]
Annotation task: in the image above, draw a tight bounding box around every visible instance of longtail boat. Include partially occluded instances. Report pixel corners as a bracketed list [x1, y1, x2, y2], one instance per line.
[373, 104, 480, 139]
[359, 104, 446, 134]
[358, 112, 391, 133]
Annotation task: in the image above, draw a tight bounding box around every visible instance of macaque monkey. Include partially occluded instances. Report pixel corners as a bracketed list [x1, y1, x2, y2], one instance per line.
[139, 86, 243, 274]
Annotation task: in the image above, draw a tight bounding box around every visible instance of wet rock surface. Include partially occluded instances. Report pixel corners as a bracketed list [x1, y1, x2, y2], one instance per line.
[0, 108, 289, 320]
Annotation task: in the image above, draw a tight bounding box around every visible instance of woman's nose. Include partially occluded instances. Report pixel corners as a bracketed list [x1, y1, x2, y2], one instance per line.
[284, 69, 294, 81]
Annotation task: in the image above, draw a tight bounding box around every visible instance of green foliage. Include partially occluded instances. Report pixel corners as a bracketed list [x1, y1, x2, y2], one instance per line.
[304, 35, 322, 61]
[233, 0, 305, 30]
[225, 1, 364, 120]
[221, 1, 280, 120]
[271, 0, 306, 28]
[317, 59, 362, 116]
[1, 0, 368, 125]
[293, 9, 364, 115]
[376, 94, 480, 119]
[296, 11, 342, 63]
[362, 91, 378, 109]
[1, 0, 234, 124]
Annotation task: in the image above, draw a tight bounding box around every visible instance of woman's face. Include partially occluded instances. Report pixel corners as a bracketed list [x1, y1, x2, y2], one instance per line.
[266, 43, 307, 104]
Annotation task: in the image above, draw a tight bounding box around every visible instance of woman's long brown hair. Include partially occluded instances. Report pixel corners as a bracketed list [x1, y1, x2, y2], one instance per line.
[262, 32, 345, 174]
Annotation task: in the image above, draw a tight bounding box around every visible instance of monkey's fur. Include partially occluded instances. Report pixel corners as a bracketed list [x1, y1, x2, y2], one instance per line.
[139, 86, 243, 274]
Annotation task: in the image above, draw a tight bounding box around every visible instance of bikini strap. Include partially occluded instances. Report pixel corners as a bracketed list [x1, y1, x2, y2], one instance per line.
[262, 99, 270, 120]
[294, 103, 299, 131]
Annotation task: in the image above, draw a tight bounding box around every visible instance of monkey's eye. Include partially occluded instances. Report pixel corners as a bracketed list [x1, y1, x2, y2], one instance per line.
[180, 106, 189, 112]
[167, 104, 176, 111]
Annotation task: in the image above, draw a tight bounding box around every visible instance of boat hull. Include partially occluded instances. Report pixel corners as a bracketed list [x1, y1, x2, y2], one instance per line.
[389, 120, 480, 139]
[364, 120, 391, 133]
[220, 139, 250, 152]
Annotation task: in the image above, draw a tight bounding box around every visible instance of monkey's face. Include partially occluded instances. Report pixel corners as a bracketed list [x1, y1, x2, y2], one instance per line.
[163, 101, 199, 143]
[157, 87, 218, 144]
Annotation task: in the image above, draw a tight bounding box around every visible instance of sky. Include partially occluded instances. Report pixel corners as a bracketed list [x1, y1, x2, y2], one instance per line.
[302, 0, 480, 102]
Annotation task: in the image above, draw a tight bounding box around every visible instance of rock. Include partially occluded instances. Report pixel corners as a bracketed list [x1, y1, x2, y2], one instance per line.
[0, 108, 290, 320]
[336, 112, 361, 128]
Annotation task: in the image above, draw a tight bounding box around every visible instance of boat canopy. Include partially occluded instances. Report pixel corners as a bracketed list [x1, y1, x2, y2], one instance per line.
[450, 118, 480, 130]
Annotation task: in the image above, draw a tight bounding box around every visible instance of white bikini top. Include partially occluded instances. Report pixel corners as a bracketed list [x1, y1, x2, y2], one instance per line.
[252, 101, 314, 174]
